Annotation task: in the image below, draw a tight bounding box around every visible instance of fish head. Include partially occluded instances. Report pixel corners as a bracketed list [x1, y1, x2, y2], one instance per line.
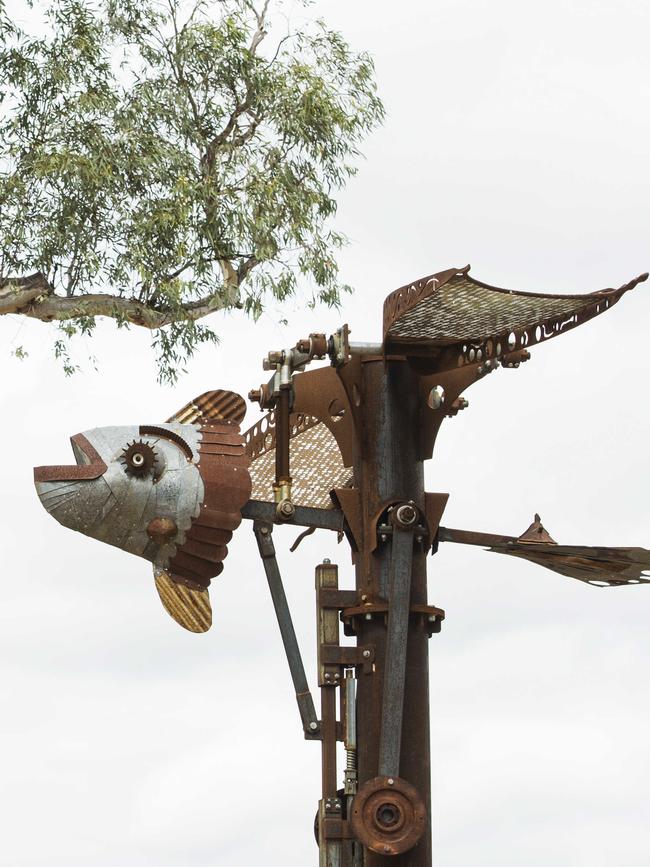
[34, 423, 206, 570]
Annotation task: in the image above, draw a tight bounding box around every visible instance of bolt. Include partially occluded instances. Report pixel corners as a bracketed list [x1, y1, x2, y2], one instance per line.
[380, 534, 387, 542]
[361, 594, 368, 602]
[323, 557, 331, 564]
[362, 650, 371, 659]
[428, 615, 436, 622]
[365, 613, 373, 621]
[309, 721, 318, 731]
[248, 388, 262, 403]
[396, 503, 418, 526]
[387, 778, 394, 786]
[277, 499, 296, 520]
[325, 673, 331, 680]
[335, 803, 341, 810]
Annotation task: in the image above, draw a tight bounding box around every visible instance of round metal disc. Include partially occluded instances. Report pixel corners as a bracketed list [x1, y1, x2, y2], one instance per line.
[350, 775, 426, 856]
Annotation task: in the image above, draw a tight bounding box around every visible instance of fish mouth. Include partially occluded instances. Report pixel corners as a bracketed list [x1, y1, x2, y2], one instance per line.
[34, 434, 107, 483]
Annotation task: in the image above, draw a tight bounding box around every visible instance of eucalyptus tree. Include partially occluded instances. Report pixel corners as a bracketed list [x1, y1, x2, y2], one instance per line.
[0, 0, 383, 379]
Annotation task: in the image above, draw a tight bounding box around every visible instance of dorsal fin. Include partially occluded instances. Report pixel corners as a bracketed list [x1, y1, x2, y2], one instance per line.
[154, 567, 212, 633]
[167, 390, 247, 425]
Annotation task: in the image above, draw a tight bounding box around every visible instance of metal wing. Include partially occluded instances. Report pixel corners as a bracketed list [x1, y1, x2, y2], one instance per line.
[439, 515, 650, 587]
[383, 266, 647, 370]
[244, 411, 353, 509]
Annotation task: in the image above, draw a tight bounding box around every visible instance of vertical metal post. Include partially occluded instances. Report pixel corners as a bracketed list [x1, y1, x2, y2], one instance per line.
[353, 359, 432, 867]
[317, 560, 343, 867]
[378, 524, 415, 779]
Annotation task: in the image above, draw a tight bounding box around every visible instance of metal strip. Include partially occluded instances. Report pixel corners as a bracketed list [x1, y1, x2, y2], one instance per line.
[378, 526, 415, 778]
[243, 499, 345, 532]
[253, 521, 319, 737]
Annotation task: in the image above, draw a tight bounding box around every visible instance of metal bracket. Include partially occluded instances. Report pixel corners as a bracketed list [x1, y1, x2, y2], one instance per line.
[318, 588, 358, 609]
[320, 644, 375, 674]
[243, 499, 345, 533]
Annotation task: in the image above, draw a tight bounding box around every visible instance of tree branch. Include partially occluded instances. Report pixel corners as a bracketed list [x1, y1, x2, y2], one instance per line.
[0, 273, 243, 329]
[0, 273, 55, 314]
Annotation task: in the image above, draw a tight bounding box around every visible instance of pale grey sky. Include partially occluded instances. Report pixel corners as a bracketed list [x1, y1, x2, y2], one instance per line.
[1, 1, 649, 865]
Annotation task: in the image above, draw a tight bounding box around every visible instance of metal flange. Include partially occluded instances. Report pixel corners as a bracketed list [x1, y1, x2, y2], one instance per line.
[350, 775, 426, 856]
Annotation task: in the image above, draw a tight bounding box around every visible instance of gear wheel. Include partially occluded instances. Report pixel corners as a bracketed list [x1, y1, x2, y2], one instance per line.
[120, 440, 158, 478]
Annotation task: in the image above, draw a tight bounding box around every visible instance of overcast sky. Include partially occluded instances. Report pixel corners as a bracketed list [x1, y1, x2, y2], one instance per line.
[1, 1, 649, 865]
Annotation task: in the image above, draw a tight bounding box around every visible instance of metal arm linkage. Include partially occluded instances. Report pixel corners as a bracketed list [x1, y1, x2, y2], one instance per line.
[252, 520, 320, 737]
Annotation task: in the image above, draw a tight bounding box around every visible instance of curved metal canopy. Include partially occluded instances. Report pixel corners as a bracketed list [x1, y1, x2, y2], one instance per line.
[383, 266, 648, 367]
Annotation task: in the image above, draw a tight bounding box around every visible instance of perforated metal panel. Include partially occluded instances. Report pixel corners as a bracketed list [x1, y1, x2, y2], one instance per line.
[245, 412, 353, 509]
[383, 268, 647, 355]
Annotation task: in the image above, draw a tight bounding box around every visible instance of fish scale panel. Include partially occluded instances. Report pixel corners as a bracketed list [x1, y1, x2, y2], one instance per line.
[169, 422, 251, 590]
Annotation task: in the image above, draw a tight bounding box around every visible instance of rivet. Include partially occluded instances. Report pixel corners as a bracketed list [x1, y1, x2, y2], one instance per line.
[387, 778, 394, 785]
[362, 650, 371, 658]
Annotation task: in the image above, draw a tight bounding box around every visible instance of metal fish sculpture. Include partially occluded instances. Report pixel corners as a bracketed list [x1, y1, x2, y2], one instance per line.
[34, 390, 251, 633]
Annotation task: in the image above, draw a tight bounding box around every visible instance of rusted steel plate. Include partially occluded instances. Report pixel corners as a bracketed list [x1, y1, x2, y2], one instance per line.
[439, 521, 650, 587]
[498, 545, 650, 587]
[34, 434, 107, 482]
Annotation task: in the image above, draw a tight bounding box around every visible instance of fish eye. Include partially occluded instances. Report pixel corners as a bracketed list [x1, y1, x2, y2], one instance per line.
[120, 440, 158, 478]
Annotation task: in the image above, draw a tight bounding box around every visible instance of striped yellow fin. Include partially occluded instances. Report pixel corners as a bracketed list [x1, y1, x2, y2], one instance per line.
[154, 568, 212, 633]
[167, 390, 246, 425]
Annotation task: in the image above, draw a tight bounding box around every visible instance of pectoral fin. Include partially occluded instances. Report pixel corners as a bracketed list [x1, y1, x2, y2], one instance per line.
[154, 567, 212, 633]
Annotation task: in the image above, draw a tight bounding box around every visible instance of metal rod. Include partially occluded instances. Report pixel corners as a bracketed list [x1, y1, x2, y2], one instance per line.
[321, 687, 338, 798]
[349, 341, 383, 356]
[438, 526, 516, 547]
[253, 520, 319, 736]
[345, 671, 357, 755]
[275, 384, 291, 492]
[378, 525, 415, 778]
